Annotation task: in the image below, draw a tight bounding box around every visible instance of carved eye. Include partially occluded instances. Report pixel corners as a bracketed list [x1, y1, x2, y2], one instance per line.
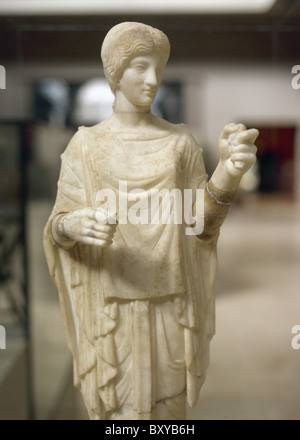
[134, 63, 147, 72]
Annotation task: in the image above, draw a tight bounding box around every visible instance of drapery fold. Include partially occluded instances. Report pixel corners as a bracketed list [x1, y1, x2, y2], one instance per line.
[43, 122, 218, 419]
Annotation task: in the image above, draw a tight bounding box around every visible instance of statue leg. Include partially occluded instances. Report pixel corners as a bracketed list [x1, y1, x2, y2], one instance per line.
[105, 299, 187, 420]
[105, 392, 186, 420]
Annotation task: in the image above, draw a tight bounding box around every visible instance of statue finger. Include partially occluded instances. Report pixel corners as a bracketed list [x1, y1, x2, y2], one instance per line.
[72, 207, 94, 219]
[230, 152, 256, 162]
[80, 236, 113, 247]
[220, 123, 246, 141]
[234, 128, 259, 145]
[230, 143, 257, 154]
[92, 223, 117, 233]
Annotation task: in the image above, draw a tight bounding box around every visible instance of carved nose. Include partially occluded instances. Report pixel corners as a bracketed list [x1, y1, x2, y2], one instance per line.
[145, 69, 158, 87]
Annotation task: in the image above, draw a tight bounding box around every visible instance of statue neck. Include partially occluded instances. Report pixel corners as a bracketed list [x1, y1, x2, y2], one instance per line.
[112, 110, 154, 129]
[112, 90, 154, 129]
[112, 95, 153, 129]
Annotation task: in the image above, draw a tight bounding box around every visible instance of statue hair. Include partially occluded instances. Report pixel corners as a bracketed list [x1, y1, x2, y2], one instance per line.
[101, 22, 170, 94]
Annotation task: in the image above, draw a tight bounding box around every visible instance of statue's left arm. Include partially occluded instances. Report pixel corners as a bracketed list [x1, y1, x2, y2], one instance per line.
[198, 123, 258, 241]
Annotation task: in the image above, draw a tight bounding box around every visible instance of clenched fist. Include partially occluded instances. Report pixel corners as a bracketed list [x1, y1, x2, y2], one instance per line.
[61, 207, 117, 247]
[219, 123, 258, 178]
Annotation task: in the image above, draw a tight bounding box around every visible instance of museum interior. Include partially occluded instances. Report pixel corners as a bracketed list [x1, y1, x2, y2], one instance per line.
[0, 0, 299, 420]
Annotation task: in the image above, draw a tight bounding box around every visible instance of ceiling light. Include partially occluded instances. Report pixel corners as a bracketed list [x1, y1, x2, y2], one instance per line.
[0, 0, 277, 16]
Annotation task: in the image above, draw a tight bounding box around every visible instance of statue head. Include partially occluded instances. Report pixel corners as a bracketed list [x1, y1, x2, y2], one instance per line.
[101, 22, 170, 95]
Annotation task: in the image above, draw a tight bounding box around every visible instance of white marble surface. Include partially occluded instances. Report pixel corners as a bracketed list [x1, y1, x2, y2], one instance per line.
[43, 22, 258, 420]
[51, 197, 300, 420]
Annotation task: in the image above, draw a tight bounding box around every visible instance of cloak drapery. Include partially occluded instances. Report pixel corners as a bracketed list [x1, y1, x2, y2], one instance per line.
[43, 122, 218, 419]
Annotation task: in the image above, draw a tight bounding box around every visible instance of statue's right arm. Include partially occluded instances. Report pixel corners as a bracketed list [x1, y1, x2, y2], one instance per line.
[50, 212, 77, 249]
[51, 208, 117, 249]
[48, 129, 117, 250]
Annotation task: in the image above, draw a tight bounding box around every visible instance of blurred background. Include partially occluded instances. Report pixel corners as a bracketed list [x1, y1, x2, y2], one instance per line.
[0, 0, 299, 420]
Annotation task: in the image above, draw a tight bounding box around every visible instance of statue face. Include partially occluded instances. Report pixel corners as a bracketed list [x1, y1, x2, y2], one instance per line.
[117, 53, 165, 108]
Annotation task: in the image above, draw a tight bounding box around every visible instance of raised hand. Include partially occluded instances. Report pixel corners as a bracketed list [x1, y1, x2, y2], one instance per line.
[219, 123, 259, 178]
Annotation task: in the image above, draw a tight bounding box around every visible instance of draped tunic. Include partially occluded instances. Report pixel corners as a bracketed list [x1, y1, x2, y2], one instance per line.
[43, 121, 218, 419]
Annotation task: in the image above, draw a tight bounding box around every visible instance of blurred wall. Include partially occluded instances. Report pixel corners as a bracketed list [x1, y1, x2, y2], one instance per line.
[1, 59, 298, 201]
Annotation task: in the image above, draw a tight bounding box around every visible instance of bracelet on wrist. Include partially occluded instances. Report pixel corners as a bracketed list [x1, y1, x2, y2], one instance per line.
[206, 181, 235, 206]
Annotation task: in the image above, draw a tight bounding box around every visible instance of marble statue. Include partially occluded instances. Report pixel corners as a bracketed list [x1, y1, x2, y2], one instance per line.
[43, 22, 258, 420]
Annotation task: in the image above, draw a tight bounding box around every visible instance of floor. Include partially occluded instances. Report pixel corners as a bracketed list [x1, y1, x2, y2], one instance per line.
[26, 195, 300, 420]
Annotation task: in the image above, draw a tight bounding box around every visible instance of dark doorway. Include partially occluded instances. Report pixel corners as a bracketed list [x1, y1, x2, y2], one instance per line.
[250, 126, 296, 198]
